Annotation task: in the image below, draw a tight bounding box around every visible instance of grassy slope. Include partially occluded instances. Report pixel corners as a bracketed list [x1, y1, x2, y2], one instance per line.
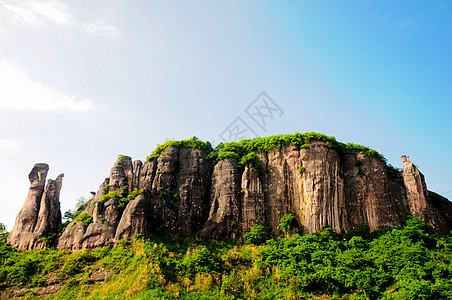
[1, 215, 451, 299]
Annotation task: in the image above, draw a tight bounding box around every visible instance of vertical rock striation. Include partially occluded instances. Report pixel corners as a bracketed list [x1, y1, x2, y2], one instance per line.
[200, 159, 241, 239]
[401, 155, 449, 234]
[8, 164, 63, 250]
[12, 138, 452, 251]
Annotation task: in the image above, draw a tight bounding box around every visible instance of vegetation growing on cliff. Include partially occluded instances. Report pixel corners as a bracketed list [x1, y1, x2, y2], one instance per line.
[146, 136, 214, 161]
[145, 133, 397, 177]
[1, 215, 451, 299]
[73, 212, 93, 226]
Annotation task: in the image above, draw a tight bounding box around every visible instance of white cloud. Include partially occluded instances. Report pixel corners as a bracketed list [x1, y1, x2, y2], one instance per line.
[0, 0, 121, 39]
[0, 59, 96, 112]
[28, 0, 73, 26]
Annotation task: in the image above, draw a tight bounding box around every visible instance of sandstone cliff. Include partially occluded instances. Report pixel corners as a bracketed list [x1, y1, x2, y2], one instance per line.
[9, 134, 452, 250]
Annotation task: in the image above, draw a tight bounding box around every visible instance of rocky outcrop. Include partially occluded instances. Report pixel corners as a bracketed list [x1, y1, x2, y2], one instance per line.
[402, 155, 449, 234]
[115, 194, 151, 240]
[7, 164, 63, 250]
[11, 138, 452, 251]
[200, 159, 241, 239]
[58, 149, 213, 250]
[33, 174, 64, 249]
[57, 156, 133, 250]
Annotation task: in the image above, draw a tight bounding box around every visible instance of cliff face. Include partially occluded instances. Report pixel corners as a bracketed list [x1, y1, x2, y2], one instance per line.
[10, 138, 452, 251]
[7, 164, 64, 250]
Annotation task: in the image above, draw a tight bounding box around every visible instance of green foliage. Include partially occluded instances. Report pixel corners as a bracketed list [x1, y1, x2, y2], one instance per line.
[1, 215, 450, 299]
[0, 222, 6, 234]
[217, 151, 239, 161]
[387, 164, 402, 180]
[100, 191, 120, 203]
[75, 197, 88, 211]
[355, 159, 363, 166]
[63, 210, 75, 222]
[243, 224, 270, 245]
[238, 152, 262, 172]
[116, 155, 131, 162]
[358, 167, 366, 176]
[279, 212, 297, 234]
[158, 187, 166, 198]
[73, 212, 93, 226]
[147, 136, 213, 161]
[183, 246, 220, 275]
[120, 185, 129, 197]
[298, 166, 305, 175]
[104, 184, 110, 194]
[118, 188, 143, 209]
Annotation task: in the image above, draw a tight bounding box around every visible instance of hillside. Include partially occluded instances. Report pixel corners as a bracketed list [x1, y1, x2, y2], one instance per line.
[1, 215, 451, 299]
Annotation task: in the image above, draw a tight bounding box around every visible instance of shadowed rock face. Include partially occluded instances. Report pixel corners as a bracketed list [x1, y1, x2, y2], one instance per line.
[8, 164, 63, 250]
[200, 159, 241, 240]
[11, 141, 452, 251]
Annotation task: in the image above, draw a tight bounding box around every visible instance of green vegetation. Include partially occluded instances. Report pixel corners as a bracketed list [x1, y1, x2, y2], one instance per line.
[146, 136, 213, 161]
[73, 212, 93, 226]
[238, 152, 262, 172]
[298, 165, 306, 175]
[278, 212, 298, 235]
[387, 164, 403, 181]
[243, 224, 270, 245]
[99, 188, 143, 209]
[120, 185, 129, 198]
[358, 167, 366, 176]
[146, 133, 389, 172]
[103, 184, 110, 194]
[75, 197, 88, 212]
[0, 215, 451, 299]
[116, 156, 131, 162]
[100, 191, 120, 203]
[118, 188, 143, 209]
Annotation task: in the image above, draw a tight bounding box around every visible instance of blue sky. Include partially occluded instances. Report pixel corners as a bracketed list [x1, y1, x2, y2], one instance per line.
[0, 1, 451, 230]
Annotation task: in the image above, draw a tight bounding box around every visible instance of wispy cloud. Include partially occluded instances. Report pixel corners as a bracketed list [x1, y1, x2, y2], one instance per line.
[0, 0, 121, 39]
[0, 59, 96, 112]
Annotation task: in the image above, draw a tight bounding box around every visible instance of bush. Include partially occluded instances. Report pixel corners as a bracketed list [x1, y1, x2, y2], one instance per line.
[279, 212, 297, 234]
[244, 224, 270, 245]
[147, 136, 213, 161]
[238, 152, 262, 172]
[73, 212, 93, 226]
[183, 247, 220, 275]
[100, 191, 120, 203]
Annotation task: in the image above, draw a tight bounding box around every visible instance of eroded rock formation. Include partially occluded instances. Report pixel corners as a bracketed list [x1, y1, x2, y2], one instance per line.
[10, 138, 452, 251]
[401, 155, 449, 234]
[8, 164, 63, 250]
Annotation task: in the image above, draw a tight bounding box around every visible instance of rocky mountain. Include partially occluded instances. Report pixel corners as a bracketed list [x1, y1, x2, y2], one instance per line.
[7, 133, 452, 250]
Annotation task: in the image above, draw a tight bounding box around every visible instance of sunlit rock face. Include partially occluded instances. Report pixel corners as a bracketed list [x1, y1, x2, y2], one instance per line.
[8, 163, 63, 250]
[11, 141, 452, 251]
[401, 155, 449, 234]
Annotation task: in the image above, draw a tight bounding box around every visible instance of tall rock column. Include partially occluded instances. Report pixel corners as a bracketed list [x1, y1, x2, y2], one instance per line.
[402, 155, 448, 233]
[200, 159, 241, 239]
[32, 174, 64, 249]
[241, 163, 265, 233]
[8, 164, 64, 250]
